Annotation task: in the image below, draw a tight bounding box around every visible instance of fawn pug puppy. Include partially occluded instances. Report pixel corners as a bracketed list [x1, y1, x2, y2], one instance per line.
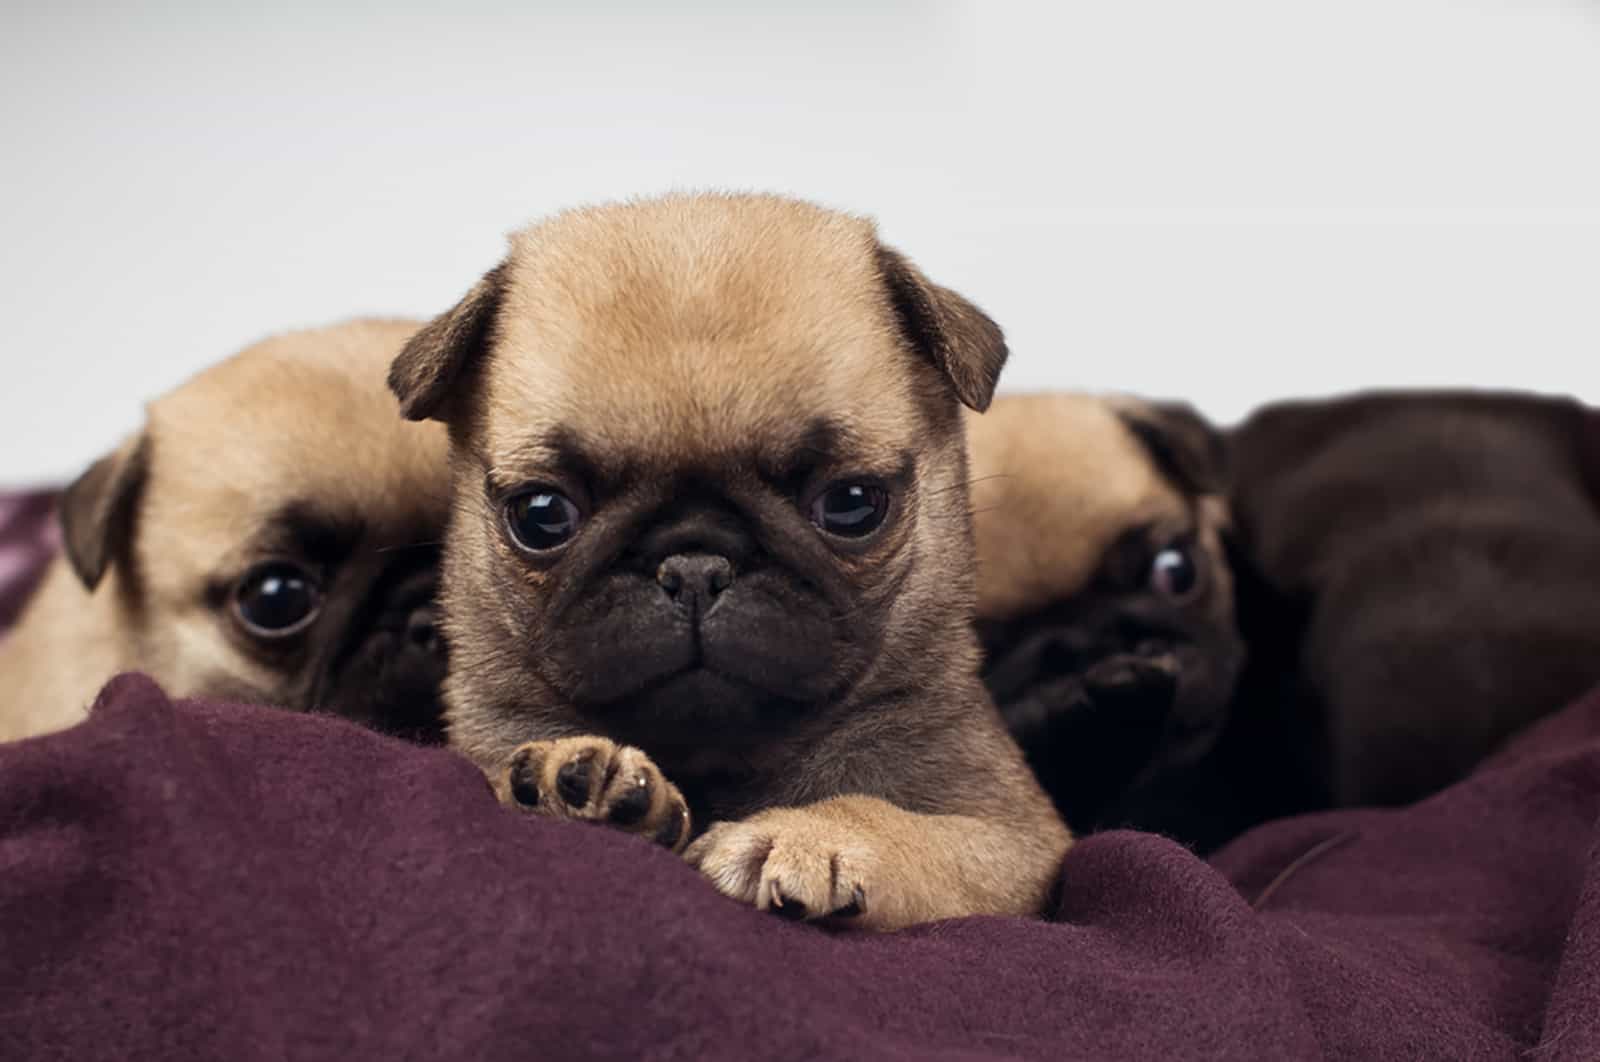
[0, 319, 451, 744]
[968, 394, 1249, 848]
[388, 193, 1070, 930]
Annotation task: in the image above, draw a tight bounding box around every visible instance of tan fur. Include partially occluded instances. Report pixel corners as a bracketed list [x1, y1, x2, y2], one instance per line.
[966, 392, 1210, 620]
[686, 792, 1064, 930]
[491, 736, 691, 852]
[0, 318, 449, 742]
[395, 193, 1071, 930]
[479, 195, 931, 483]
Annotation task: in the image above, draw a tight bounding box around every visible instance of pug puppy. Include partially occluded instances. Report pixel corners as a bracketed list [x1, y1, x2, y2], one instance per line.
[387, 193, 1071, 930]
[0, 319, 451, 745]
[967, 393, 1250, 848]
[1228, 389, 1600, 810]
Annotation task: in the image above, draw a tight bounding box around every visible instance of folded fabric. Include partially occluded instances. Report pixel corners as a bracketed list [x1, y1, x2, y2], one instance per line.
[2, 671, 1597, 1061]
[0, 489, 57, 634]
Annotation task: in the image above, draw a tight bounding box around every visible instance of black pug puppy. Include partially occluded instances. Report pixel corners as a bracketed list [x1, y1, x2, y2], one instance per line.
[1227, 389, 1600, 811]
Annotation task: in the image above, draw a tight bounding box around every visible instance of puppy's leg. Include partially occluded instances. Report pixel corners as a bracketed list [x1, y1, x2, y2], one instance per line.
[492, 737, 691, 853]
[684, 795, 1067, 931]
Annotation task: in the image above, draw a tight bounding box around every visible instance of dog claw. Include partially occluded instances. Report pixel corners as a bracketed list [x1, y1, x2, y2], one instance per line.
[772, 891, 808, 920]
[832, 885, 867, 919]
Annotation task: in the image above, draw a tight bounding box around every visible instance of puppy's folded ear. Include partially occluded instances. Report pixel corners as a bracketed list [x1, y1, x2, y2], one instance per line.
[876, 245, 1008, 413]
[388, 263, 508, 422]
[60, 432, 149, 591]
[1117, 400, 1227, 496]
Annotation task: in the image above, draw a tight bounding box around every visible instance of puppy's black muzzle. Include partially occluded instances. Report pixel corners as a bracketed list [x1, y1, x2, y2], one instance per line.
[656, 553, 734, 620]
[979, 602, 1232, 834]
[316, 551, 448, 744]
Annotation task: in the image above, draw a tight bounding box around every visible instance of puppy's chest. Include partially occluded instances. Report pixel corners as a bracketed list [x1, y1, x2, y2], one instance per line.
[645, 741, 816, 827]
[663, 756, 779, 827]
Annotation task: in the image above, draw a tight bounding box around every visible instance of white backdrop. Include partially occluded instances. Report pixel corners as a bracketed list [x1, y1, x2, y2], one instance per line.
[3, 1, 1598, 485]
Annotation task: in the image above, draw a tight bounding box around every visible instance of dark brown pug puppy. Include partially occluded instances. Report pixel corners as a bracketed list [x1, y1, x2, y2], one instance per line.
[388, 193, 1070, 930]
[0, 319, 450, 744]
[967, 393, 1248, 845]
[1228, 390, 1600, 810]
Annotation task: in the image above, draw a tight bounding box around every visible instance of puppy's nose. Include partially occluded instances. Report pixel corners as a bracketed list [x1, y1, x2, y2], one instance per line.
[656, 553, 734, 615]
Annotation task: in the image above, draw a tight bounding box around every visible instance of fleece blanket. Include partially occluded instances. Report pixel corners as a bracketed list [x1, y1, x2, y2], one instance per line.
[0, 489, 57, 632]
[2, 494, 1600, 1060]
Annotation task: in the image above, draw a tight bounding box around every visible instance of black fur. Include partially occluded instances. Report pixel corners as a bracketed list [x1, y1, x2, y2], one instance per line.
[1226, 390, 1600, 810]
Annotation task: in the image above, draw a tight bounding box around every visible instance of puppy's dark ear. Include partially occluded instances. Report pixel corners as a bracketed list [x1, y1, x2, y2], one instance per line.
[388, 263, 508, 422]
[1118, 401, 1227, 495]
[60, 432, 148, 591]
[876, 245, 1008, 413]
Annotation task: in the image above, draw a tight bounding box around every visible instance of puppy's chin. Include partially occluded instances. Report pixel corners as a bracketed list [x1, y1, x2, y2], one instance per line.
[618, 668, 817, 735]
[548, 569, 840, 722]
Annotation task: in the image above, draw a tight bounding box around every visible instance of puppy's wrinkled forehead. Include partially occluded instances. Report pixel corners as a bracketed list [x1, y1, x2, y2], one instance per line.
[139, 320, 447, 586]
[482, 196, 927, 470]
[968, 394, 1188, 619]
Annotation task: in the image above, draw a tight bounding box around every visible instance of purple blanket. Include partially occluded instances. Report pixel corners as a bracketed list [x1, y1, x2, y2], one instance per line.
[0, 489, 57, 633]
[3, 495, 1600, 1059]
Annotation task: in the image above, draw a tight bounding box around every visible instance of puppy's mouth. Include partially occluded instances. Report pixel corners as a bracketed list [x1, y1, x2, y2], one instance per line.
[979, 608, 1245, 830]
[549, 557, 838, 718]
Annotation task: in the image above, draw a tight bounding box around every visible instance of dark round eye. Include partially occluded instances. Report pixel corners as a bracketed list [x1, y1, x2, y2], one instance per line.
[233, 562, 321, 637]
[505, 489, 582, 551]
[1149, 545, 1198, 598]
[809, 481, 890, 539]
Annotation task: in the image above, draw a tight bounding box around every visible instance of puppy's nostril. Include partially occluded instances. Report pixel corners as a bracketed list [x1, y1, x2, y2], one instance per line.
[655, 553, 735, 610]
[657, 566, 683, 597]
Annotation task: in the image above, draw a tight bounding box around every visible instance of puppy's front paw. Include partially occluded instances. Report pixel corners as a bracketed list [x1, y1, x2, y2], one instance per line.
[493, 737, 690, 852]
[684, 808, 873, 925]
[1080, 648, 1178, 719]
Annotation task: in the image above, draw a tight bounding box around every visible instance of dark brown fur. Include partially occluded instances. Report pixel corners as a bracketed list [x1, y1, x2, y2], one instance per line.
[1227, 389, 1600, 809]
[390, 193, 1070, 930]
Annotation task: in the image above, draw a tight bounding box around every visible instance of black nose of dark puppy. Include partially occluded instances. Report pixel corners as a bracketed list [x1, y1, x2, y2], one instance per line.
[656, 553, 734, 615]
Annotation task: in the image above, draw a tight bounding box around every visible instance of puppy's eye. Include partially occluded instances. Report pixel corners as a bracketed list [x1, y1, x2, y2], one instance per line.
[505, 489, 582, 551]
[233, 562, 321, 638]
[809, 481, 890, 539]
[1149, 545, 1198, 598]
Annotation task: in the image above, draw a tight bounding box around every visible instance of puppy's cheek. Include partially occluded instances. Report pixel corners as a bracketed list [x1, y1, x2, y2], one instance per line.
[1164, 640, 1243, 742]
[322, 628, 449, 743]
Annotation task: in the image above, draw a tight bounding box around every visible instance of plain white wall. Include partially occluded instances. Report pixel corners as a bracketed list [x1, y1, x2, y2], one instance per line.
[3, 1, 1598, 485]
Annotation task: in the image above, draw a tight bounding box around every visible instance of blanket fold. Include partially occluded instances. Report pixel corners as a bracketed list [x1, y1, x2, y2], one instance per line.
[4, 670, 1599, 1060]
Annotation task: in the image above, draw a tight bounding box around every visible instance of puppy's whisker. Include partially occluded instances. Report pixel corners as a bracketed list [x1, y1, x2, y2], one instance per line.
[926, 473, 1013, 499]
[371, 539, 446, 555]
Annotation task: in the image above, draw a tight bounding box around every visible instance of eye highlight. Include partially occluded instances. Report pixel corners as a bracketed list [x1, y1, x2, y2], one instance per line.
[1149, 544, 1199, 598]
[232, 561, 321, 638]
[505, 489, 583, 552]
[808, 481, 890, 539]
